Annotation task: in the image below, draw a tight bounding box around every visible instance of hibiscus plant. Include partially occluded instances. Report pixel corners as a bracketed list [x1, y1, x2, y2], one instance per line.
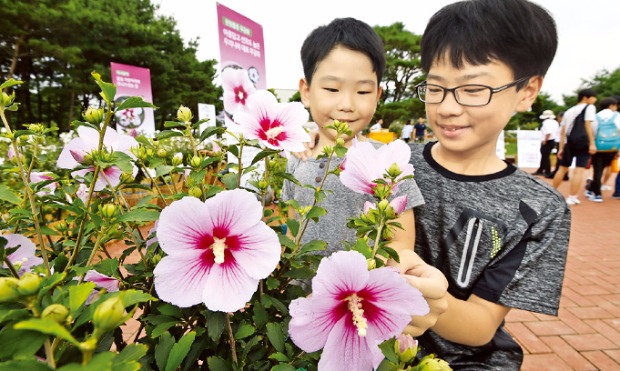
[0, 71, 446, 371]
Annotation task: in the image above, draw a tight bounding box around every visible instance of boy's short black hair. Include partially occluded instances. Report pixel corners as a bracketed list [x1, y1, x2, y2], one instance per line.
[300, 17, 385, 86]
[578, 88, 597, 101]
[420, 0, 557, 85]
[598, 97, 618, 110]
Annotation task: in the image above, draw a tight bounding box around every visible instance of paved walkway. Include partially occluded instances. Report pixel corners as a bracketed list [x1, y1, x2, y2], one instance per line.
[507, 170, 620, 370]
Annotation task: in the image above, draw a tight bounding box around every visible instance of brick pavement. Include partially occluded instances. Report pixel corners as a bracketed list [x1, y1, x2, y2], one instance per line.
[507, 171, 620, 370]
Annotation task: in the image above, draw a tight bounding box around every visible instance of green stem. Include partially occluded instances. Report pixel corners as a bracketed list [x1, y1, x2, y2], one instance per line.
[0, 110, 51, 275]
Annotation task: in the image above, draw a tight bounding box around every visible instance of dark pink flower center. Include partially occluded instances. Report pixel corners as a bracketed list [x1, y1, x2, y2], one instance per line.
[234, 86, 248, 104]
[194, 226, 241, 267]
[257, 117, 288, 146]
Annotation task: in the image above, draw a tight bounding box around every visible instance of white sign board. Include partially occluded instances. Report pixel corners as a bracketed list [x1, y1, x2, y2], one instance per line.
[516, 130, 541, 168]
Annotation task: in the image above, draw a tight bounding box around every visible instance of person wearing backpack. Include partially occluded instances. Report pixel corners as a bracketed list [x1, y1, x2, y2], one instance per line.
[552, 88, 598, 205]
[584, 97, 620, 202]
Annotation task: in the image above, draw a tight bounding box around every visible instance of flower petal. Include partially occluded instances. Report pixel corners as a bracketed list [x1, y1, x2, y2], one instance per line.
[201, 261, 259, 312]
[230, 221, 280, 280]
[319, 315, 378, 371]
[311, 251, 369, 296]
[154, 255, 210, 307]
[2, 234, 43, 275]
[157, 197, 215, 258]
[288, 295, 342, 353]
[84, 270, 120, 292]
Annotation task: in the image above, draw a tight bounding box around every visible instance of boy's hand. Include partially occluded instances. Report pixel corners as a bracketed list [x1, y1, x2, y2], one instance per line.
[388, 250, 449, 337]
[292, 130, 319, 161]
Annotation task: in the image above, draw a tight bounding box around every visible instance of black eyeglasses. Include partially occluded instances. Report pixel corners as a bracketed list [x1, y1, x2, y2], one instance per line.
[415, 77, 530, 107]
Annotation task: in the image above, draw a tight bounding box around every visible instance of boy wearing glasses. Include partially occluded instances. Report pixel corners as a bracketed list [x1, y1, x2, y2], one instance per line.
[410, 0, 570, 368]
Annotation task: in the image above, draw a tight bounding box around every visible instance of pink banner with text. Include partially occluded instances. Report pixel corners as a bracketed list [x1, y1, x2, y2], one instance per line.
[216, 3, 266, 90]
[110, 62, 155, 135]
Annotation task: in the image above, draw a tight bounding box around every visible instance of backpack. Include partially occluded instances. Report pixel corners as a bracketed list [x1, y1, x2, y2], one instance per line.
[567, 105, 590, 152]
[594, 112, 620, 152]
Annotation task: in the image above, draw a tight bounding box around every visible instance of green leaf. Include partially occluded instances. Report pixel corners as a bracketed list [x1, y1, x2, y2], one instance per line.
[241, 335, 263, 360]
[285, 218, 299, 237]
[155, 165, 175, 178]
[252, 302, 268, 329]
[376, 358, 400, 371]
[156, 130, 184, 140]
[0, 329, 47, 359]
[117, 209, 160, 222]
[199, 126, 225, 142]
[251, 149, 280, 166]
[14, 318, 79, 346]
[57, 351, 115, 370]
[206, 311, 226, 342]
[69, 282, 97, 314]
[268, 352, 289, 362]
[115, 96, 156, 111]
[0, 79, 23, 90]
[0, 360, 52, 371]
[150, 321, 178, 338]
[115, 343, 148, 364]
[165, 331, 196, 371]
[92, 73, 117, 104]
[266, 322, 285, 352]
[220, 172, 238, 190]
[378, 338, 399, 363]
[380, 246, 400, 263]
[155, 332, 175, 371]
[299, 240, 327, 255]
[265, 277, 280, 290]
[0, 308, 30, 325]
[282, 267, 315, 280]
[278, 234, 296, 252]
[234, 323, 255, 339]
[271, 364, 296, 371]
[206, 356, 232, 371]
[0, 185, 22, 205]
[120, 289, 156, 307]
[306, 206, 327, 221]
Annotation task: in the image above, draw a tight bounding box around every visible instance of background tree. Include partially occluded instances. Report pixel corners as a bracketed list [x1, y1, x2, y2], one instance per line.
[374, 23, 424, 126]
[0, 0, 221, 132]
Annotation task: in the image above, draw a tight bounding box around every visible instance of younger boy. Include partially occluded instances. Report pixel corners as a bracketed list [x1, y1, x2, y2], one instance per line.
[410, 0, 570, 368]
[283, 18, 449, 335]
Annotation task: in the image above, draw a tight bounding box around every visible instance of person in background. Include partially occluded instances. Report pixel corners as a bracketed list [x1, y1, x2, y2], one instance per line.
[414, 116, 427, 143]
[546, 110, 566, 179]
[370, 117, 383, 131]
[410, 0, 569, 368]
[533, 109, 559, 177]
[552, 88, 598, 205]
[401, 119, 414, 142]
[584, 97, 620, 202]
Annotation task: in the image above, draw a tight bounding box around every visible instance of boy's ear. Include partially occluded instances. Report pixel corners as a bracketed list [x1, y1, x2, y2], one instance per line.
[515, 76, 543, 112]
[299, 78, 310, 108]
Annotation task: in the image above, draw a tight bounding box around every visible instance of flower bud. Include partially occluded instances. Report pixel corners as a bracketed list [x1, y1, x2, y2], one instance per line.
[0, 277, 20, 302]
[373, 183, 392, 200]
[171, 152, 183, 167]
[42, 304, 69, 324]
[177, 105, 193, 122]
[417, 354, 452, 370]
[55, 220, 68, 233]
[83, 107, 104, 125]
[16, 272, 42, 296]
[394, 334, 418, 364]
[146, 148, 154, 158]
[27, 123, 45, 134]
[119, 172, 134, 184]
[377, 199, 390, 213]
[335, 137, 345, 146]
[367, 258, 376, 270]
[157, 148, 167, 158]
[188, 187, 202, 198]
[386, 162, 402, 178]
[257, 180, 268, 190]
[93, 296, 125, 333]
[100, 204, 118, 219]
[0, 91, 15, 108]
[190, 155, 202, 168]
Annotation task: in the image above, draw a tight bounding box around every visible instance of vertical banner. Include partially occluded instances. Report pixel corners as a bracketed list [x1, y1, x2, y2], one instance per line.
[198, 103, 216, 133]
[110, 62, 155, 136]
[216, 3, 266, 187]
[217, 3, 266, 91]
[516, 130, 542, 168]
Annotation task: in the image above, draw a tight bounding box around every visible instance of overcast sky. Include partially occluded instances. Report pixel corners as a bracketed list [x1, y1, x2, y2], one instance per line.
[156, 0, 620, 105]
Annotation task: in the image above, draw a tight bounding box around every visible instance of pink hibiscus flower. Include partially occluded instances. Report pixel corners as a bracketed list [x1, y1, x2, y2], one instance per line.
[153, 189, 281, 312]
[288, 251, 429, 370]
[222, 67, 256, 117]
[56, 126, 138, 191]
[233, 90, 311, 152]
[2, 234, 43, 275]
[30, 171, 58, 196]
[340, 140, 414, 195]
[84, 270, 120, 292]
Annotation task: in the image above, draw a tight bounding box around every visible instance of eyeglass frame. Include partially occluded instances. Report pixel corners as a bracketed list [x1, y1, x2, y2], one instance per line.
[415, 76, 530, 107]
